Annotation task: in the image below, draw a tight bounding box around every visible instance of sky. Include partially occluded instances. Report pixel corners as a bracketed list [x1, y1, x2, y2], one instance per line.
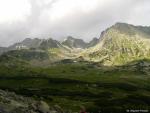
[0, 0, 150, 47]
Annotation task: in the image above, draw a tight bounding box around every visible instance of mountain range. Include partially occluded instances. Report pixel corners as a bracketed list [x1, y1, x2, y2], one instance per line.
[1, 22, 150, 66]
[0, 22, 150, 113]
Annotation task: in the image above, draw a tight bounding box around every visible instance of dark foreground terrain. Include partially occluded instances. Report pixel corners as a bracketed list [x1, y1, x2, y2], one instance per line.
[0, 60, 150, 113]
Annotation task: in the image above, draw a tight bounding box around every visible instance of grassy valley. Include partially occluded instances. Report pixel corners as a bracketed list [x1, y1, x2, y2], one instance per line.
[0, 60, 150, 112]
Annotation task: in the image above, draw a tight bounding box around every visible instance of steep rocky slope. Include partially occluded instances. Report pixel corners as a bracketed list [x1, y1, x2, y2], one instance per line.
[84, 23, 150, 65]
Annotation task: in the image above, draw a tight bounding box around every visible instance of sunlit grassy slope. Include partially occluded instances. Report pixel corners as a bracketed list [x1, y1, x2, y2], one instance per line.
[84, 23, 150, 65]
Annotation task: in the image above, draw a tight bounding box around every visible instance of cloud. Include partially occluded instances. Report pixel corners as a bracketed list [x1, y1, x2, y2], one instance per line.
[0, 0, 150, 46]
[0, 0, 31, 23]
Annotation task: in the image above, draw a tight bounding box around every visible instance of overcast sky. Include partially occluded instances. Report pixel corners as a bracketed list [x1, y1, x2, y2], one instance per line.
[0, 0, 150, 46]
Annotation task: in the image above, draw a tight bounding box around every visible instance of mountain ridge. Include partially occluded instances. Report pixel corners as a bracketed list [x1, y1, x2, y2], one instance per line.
[1, 22, 150, 66]
[84, 22, 150, 65]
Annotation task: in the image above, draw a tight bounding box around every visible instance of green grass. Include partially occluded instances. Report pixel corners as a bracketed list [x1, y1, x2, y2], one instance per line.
[0, 62, 149, 112]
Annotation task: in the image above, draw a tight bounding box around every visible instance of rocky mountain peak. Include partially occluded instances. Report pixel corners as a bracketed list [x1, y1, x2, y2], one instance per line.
[85, 22, 150, 65]
[62, 36, 87, 49]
